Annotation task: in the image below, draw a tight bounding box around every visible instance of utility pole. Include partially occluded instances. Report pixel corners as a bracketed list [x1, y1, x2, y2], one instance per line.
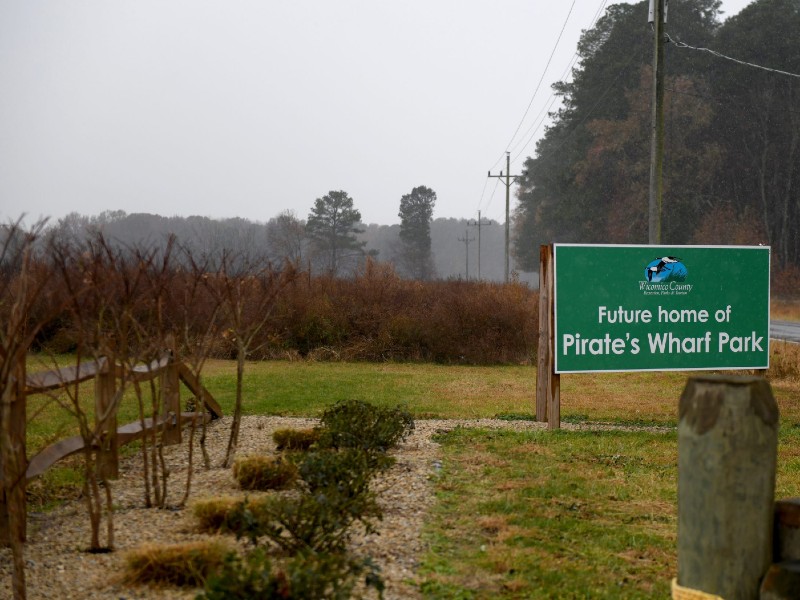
[468, 210, 491, 280]
[648, 0, 667, 244]
[488, 151, 521, 283]
[457, 229, 475, 280]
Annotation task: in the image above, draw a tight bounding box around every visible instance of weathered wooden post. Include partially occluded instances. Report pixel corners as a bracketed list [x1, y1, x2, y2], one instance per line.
[536, 244, 560, 429]
[774, 498, 800, 562]
[677, 375, 778, 599]
[759, 498, 800, 598]
[95, 356, 119, 480]
[0, 354, 27, 547]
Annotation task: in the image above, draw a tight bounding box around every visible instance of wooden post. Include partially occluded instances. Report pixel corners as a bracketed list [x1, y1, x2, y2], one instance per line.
[95, 356, 119, 480]
[774, 498, 800, 561]
[536, 245, 560, 429]
[536, 245, 550, 422]
[161, 358, 181, 446]
[677, 375, 778, 600]
[759, 498, 800, 598]
[1, 354, 27, 546]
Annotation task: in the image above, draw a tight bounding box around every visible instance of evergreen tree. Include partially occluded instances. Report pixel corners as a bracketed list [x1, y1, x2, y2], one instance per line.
[708, 0, 800, 268]
[513, 0, 722, 270]
[306, 190, 366, 276]
[397, 186, 437, 280]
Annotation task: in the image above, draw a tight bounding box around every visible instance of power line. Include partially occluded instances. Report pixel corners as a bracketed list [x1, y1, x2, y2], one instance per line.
[508, 56, 577, 157]
[475, 176, 490, 214]
[537, 47, 647, 159]
[488, 0, 578, 173]
[457, 229, 476, 280]
[502, 0, 577, 149]
[511, 95, 560, 164]
[481, 175, 502, 214]
[468, 211, 492, 280]
[487, 152, 522, 283]
[666, 85, 800, 117]
[480, 0, 611, 216]
[666, 34, 800, 79]
[502, 0, 610, 167]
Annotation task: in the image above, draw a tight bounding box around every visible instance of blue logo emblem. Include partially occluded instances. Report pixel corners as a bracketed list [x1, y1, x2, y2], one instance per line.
[644, 256, 687, 283]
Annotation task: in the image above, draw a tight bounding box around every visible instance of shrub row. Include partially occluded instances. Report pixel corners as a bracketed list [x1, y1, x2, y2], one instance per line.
[127, 400, 411, 596]
[29, 253, 538, 365]
[189, 400, 412, 598]
[266, 262, 538, 364]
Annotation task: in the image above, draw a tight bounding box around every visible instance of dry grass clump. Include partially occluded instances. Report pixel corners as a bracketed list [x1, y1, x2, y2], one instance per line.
[233, 455, 298, 491]
[772, 298, 800, 320]
[273, 427, 320, 451]
[191, 496, 263, 532]
[122, 540, 230, 587]
[768, 342, 800, 381]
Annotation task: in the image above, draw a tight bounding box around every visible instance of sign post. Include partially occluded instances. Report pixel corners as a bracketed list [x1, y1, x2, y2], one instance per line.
[536, 245, 560, 428]
[536, 244, 770, 427]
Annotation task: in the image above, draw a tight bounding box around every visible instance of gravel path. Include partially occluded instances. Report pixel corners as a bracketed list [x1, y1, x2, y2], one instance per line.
[0, 416, 671, 599]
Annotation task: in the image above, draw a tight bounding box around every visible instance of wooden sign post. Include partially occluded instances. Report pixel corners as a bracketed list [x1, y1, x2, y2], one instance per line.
[536, 245, 560, 429]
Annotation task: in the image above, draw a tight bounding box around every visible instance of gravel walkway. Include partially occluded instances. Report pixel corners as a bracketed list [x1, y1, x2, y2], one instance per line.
[0, 416, 670, 599]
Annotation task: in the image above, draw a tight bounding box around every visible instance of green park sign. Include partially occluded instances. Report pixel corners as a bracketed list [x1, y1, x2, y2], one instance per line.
[553, 244, 770, 373]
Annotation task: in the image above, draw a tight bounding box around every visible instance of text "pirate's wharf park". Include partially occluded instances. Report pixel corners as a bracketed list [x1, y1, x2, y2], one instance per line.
[561, 304, 764, 356]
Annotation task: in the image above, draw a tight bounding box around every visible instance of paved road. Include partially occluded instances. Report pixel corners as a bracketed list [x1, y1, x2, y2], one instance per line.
[771, 320, 800, 343]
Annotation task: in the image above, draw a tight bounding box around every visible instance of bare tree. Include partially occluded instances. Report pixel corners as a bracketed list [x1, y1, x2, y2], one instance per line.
[170, 247, 224, 504]
[0, 218, 58, 600]
[205, 253, 296, 467]
[265, 210, 307, 264]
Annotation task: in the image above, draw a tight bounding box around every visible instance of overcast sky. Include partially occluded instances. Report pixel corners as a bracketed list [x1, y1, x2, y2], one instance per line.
[0, 0, 753, 227]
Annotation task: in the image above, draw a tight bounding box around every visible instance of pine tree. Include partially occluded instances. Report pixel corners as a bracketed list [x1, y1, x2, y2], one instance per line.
[306, 190, 366, 276]
[398, 186, 436, 280]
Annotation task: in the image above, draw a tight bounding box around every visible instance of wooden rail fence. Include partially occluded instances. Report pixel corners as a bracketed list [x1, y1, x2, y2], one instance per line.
[1, 354, 222, 546]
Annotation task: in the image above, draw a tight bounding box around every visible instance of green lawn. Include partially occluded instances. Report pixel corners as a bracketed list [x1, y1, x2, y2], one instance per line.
[419, 425, 800, 599]
[24, 354, 800, 454]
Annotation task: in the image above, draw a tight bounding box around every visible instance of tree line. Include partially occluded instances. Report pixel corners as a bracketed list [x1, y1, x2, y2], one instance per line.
[513, 0, 800, 278]
[42, 201, 527, 283]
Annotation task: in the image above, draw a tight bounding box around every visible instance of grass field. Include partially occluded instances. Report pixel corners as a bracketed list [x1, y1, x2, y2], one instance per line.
[25, 347, 800, 455]
[21, 349, 800, 598]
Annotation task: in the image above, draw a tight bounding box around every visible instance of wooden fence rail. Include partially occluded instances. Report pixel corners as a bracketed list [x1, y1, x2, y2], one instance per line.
[1, 354, 222, 546]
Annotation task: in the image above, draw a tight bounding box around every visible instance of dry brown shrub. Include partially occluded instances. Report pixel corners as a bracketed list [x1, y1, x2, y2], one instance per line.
[35, 251, 539, 364]
[272, 428, 320, 451]
[192, 495, 273, 533]
[772, 299, 800, 321]
[192, 496, 243, 532]
[233, 455, 298, 491]
[773, 264, 800, 301]
[122, 540, 230, 587]
[768, 343, 800, 381]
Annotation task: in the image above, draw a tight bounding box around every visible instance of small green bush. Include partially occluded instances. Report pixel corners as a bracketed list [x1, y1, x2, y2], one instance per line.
[199, 549, 384, 600]
[280, 553, 384, 600]
[233, 455, 298, 491]
[198, 548, 286, 598]
[273, 427, 321, 451]
[296, 448, 373, 496]
[256, 449, 382, 554]
[317, 400, 414, 459]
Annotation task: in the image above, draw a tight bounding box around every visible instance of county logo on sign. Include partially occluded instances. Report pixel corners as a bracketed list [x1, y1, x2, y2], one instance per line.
[644, 256, 687, 282]
[640, 256, 693, 295]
